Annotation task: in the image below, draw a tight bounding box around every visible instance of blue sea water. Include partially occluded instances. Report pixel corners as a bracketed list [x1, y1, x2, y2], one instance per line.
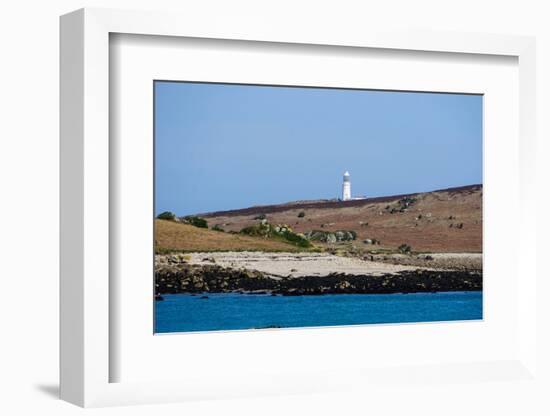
[155, 291, 483, 333]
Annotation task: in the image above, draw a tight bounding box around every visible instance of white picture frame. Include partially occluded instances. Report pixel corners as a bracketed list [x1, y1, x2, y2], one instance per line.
[60, 7, 538, 408]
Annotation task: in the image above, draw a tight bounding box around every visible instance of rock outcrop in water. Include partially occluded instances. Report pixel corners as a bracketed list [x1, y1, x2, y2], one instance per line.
[155, 261, 482, 296]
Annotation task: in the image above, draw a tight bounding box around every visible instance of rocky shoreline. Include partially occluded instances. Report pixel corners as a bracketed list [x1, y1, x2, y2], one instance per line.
[155, 259, 482, 296]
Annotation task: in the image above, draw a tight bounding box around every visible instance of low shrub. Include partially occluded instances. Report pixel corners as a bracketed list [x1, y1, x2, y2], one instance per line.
[280, 229, 311, 248]
[157, 211, 176, 221]
[240, 223, 270, 237]
[185, 216, 208, 228]
[240, 222, 312, 248]
[398, 243, 412, 254]
[304, 230, 356, 243]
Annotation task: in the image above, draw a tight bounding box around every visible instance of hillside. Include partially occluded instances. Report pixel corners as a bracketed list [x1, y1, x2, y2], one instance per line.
[200, 184, 483, 253]
[155, 219, 311, 253]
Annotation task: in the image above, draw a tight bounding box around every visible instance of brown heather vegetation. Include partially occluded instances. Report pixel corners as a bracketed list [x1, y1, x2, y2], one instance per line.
[201, 184, 483, 253]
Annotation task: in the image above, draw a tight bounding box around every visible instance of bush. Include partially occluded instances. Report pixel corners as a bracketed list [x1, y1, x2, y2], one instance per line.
[211, 224, 225, 232]
[185, 216, 208, 228]
[157, 211, 176, 221]
[398, 243, 412, 254]
[280, 229, 311, 248]
[297, 211, 306, 218]
[240, 222, 312, 248]
[240, 223, 270, 237]
[304, 230, 356, 243]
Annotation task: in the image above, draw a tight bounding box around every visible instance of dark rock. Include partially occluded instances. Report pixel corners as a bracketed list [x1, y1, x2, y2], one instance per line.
[155, 261, 482, 296]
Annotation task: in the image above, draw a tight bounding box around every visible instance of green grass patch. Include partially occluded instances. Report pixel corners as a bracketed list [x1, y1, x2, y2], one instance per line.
[240, 222, 312, 248]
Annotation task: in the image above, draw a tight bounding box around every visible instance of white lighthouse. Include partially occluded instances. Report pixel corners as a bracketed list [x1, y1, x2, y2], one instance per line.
[342, 171, 351, 201]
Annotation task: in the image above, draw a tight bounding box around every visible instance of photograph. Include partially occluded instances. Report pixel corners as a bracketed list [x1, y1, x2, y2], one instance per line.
[153, 81, 483, 333]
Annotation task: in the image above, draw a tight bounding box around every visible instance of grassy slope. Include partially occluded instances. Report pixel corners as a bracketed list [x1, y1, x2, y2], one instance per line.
[155, 219, 310, 253]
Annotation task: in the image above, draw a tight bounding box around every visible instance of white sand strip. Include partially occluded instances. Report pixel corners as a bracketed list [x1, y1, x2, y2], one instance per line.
[187, 251, 421, 278]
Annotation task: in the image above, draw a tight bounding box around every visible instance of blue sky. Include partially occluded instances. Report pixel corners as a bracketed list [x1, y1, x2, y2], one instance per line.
[155, 82, 482, 216]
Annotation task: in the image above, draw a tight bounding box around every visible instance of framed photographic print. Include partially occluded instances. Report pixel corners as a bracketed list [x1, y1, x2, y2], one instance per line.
[153, 81, 483, 334]
[60, 8, 538, 408]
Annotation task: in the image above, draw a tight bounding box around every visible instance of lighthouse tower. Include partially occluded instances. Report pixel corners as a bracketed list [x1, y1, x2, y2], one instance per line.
[342, 171, 351, 201]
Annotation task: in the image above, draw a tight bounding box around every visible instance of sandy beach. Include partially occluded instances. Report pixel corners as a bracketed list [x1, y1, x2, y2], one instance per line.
[185, 251, 423, 278]
[369, 252, 482, 271]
